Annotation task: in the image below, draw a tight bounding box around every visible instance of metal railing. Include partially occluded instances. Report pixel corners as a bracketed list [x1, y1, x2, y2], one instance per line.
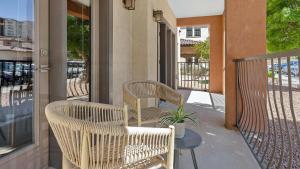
[177, 61, 209, 91]
[0, 60, 33, 87]
[67, 61, 89, 99]
[0, 60, 89, 99]
[235, 49, 300, 169]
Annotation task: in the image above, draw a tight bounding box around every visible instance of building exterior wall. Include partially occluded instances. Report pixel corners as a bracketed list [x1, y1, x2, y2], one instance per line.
[224, 0, 267, 129]
[132, 0, 176, 81]
[4, 19, 17, 37]
[0, 18, 33, 40]
[179, 27, 209, 61]
[112, 0, 176, 106]
[112, 0, 133, 105]
[179, 27, 209, 42]
[0, 18, 4, 36]
[177, 15, 224, 94]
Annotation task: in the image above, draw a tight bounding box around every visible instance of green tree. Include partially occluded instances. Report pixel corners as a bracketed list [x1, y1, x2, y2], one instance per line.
[267, 0, 300, 53]
[193, 39, 210, 61]
[67, 15, 90, 81]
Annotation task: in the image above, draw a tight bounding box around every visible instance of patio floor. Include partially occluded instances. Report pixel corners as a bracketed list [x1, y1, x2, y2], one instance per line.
[160, 90, 260, 169]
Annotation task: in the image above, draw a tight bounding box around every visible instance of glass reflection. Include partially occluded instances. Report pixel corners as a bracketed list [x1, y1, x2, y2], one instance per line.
[0, 0, 34, 157]
[67, 0, 91, 101]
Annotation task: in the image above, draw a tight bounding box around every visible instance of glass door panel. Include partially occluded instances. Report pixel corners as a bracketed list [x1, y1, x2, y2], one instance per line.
[67, 0, 91, 101]
[0, 0, 34, 157]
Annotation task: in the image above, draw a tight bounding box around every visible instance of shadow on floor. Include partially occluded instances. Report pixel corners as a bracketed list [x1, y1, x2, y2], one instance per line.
[159, 90, 260, 169]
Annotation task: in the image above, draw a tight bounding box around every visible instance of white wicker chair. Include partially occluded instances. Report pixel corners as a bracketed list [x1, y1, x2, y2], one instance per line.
[45, 100, 175, 169]
[123, 80, 184, 126]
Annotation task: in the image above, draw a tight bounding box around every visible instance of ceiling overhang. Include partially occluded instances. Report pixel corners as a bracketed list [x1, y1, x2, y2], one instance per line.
[168, 0, 224, 18]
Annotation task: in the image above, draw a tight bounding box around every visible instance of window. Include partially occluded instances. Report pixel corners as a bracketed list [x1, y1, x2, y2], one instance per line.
[194, 27, 201, 37]
[0, 0, 34, 157]
[186, 27, 193, 37]
[67, 0, 91, 101]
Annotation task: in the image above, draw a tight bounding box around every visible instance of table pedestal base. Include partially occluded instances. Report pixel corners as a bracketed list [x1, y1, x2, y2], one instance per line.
[174, 149, 198, 169]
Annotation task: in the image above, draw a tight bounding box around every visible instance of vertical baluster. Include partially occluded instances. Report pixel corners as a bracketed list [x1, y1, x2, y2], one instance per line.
[298, 56, 300, 88]
[271, 58, 285, 168]
[238, 62, 246, 130]
[286, 56, 300, 166]
[190, 62, 192, 89]
[265, 80, 277, 169]
[205, 62, 207, 90]
[254, 60, 268, 158]
[183, 62, 186, 88]
[241, 61, 250, 139]
[245, 61, 256, 141]
[278, 57, 293, 169]
[259, 58, 273, 167]
[248, 60, 260, 147]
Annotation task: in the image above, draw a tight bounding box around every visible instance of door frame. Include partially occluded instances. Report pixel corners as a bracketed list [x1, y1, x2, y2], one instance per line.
[157, 22, 177, 89]
[0, 0, 49, 165]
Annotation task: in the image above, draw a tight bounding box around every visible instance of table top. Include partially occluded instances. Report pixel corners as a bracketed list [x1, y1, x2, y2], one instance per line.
[175, 128, 202, 149]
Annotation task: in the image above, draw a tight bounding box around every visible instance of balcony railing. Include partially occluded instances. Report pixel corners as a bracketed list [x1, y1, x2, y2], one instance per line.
[67, 61, 89, 99]
[177, 61, 209, 91]
[235, 49, 300, 169]
[0, 60, 89, 99]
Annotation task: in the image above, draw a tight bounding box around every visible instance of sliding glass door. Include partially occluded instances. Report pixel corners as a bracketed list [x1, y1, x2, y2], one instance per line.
[0, 0, 35, 157]
[67, 0, 91, 101]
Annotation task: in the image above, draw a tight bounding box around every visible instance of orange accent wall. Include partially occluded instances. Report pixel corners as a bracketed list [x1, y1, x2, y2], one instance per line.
[225, 0, 267, 129]
[177, 15, 224, 94]
[181, 46, 196, 56]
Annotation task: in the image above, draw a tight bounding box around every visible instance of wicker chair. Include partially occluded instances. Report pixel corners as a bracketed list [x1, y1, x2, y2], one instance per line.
[45, 100, 175, 169]
[123, 80, 184, 126]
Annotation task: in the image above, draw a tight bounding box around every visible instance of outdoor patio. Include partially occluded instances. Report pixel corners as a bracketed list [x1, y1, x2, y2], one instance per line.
[160, 90, 260, 169]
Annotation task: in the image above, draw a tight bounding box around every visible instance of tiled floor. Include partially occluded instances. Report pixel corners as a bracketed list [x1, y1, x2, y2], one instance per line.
[160, 90, 260, 169]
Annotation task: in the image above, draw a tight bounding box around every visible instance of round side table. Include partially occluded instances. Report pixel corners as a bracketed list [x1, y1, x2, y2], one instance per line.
[174, 129, 202, 169]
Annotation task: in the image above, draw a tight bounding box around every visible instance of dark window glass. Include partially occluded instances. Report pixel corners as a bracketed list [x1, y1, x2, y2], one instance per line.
[194, 28, 201, 37]
[186, 27, 193, 37]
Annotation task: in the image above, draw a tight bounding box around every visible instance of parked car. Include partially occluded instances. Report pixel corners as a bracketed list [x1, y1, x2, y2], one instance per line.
[282, 64, 299, 76]
[290, 65, 299, 76]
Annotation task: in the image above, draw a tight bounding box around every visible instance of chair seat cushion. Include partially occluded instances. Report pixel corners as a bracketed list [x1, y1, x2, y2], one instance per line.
[123, 155, 165, 169]
[129, 107, 170, 125]
[89, 143, 166, 169]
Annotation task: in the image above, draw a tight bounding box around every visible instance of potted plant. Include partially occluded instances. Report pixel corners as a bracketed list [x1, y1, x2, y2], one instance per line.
[160, 106, 197, 138]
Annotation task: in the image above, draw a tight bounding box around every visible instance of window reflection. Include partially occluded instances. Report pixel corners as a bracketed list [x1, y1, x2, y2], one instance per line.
[67, 0, 91, 101]
[0, 0, 34, 157]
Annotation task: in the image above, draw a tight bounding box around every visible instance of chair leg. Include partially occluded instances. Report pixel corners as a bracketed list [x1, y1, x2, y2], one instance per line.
[173, 150, 179, 169]
[191, 149, 198, 169]
[62, 156, 74, 169]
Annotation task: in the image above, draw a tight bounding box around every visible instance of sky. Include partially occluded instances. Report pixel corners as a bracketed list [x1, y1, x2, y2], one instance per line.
[0, 0, 34, 21]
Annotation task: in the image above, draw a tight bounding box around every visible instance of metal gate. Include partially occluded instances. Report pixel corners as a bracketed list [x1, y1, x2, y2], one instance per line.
[177, 61, 209, 91]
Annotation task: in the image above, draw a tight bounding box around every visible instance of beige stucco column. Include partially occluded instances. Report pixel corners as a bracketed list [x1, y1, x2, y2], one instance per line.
[225, 0, 266, 129]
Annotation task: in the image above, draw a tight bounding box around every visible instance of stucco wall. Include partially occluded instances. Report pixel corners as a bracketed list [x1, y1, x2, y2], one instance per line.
[112, 0, 176, 105]
[181, 46, 196, 56]
[225, 0, 266, 129]
[132, 0, 176, 81]
[177, 15, 225, 94]
[112, 0, 133, 105]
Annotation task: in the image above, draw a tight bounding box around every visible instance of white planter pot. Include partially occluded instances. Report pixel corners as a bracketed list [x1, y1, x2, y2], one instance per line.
[174, 123, 185, 138]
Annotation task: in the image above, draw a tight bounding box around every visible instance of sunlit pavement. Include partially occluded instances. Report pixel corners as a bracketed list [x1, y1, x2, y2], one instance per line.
[160, 90, 260, 169]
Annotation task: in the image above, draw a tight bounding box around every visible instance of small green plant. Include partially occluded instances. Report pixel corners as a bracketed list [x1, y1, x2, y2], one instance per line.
[267, 70, 273, 78]
[160, 106, 197, 125]
[267, 70, 278, 79]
